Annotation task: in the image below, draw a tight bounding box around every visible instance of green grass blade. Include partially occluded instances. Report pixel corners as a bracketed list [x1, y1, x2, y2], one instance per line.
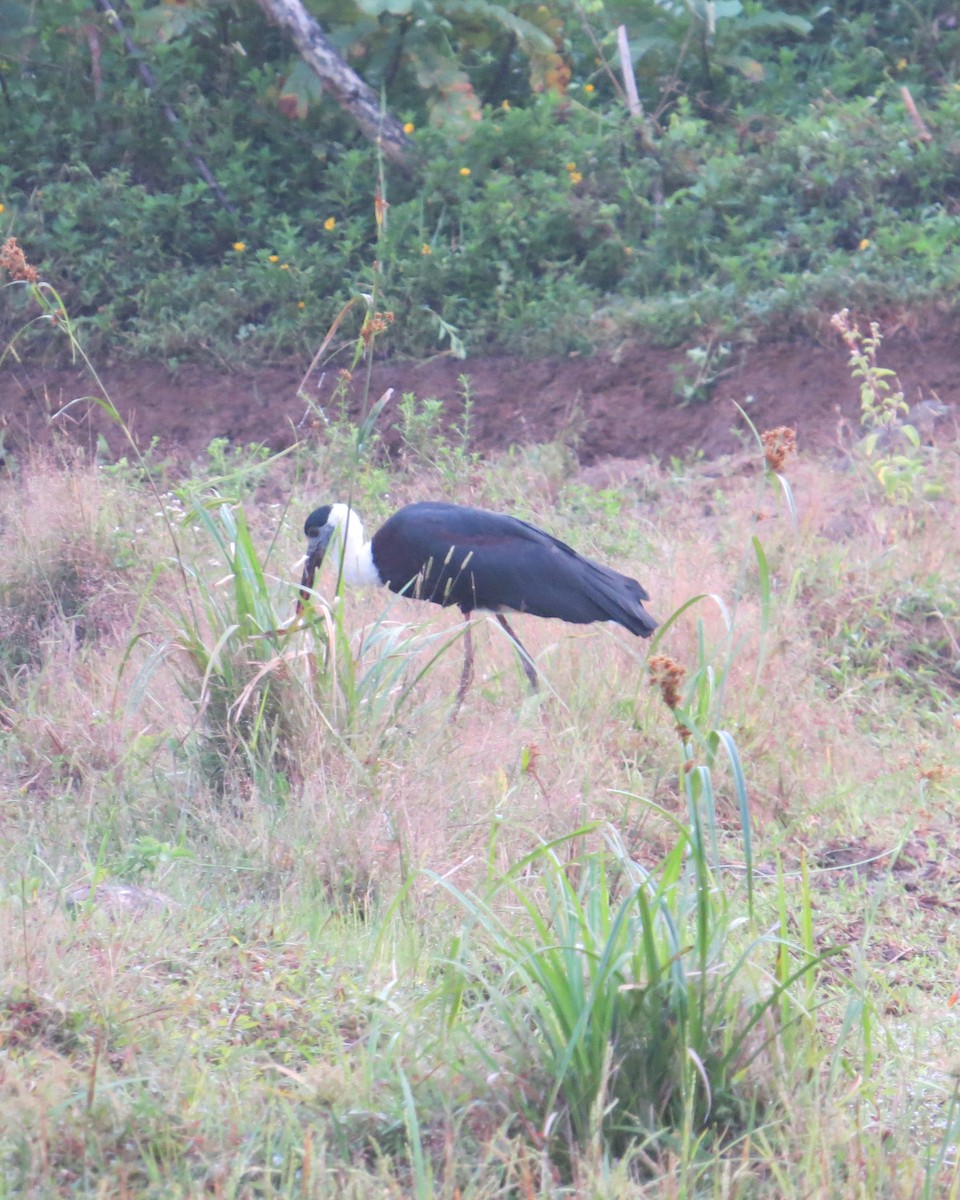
[712, 728, 753, 915]
[752, 534, 771, 634]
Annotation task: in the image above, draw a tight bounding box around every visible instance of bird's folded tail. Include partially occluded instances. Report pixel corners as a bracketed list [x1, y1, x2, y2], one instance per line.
[589, 563, 658, 638]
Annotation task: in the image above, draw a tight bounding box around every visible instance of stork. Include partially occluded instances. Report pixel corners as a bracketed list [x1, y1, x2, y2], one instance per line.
[299, 501, 658, 706]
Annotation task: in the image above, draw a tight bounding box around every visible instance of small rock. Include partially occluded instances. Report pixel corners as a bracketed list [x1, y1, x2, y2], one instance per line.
[65, 882, 178, 916]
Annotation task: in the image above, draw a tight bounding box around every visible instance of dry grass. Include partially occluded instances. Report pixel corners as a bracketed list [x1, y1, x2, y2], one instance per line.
[1, 429, 959, 1197]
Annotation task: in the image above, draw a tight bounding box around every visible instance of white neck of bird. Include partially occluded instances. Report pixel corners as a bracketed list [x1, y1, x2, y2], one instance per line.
[326, 503, 379, 587]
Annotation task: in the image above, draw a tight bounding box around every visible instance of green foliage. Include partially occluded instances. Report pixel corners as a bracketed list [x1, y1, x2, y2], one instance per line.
[154, 496, 304, 796]
[671, 338, 732, 404]
[313, 0, 560, 133]
[395, 380, 479, 485]
[832, 308, 944, 507]
[587, 0, 813, 103]
[115, 835, 193, 881]
[438, 822, 823, 1158]
[3, 3, 960, 362]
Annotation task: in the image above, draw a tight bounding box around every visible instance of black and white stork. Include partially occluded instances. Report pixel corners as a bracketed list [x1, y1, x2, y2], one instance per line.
[299, 501, 658, 705]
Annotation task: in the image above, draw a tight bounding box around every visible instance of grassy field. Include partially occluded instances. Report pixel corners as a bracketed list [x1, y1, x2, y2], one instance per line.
[1, 367, 959, 1197]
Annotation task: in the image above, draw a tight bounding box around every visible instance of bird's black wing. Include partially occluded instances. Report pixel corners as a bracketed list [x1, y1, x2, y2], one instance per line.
[372, 502, 656, 636]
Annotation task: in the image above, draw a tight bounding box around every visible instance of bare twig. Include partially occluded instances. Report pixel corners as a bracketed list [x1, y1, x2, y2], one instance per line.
[573, 2, 628, 105]
[900, 86, 933, 143]
[255, 0, 413, 168]
[617, 25, 643, 118]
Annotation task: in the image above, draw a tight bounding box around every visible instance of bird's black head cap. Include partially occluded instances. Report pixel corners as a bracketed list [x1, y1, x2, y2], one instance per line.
[304, 505, 332, 538]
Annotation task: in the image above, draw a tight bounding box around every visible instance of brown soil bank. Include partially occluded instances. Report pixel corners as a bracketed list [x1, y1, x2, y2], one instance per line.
[2, 317, 958, 467]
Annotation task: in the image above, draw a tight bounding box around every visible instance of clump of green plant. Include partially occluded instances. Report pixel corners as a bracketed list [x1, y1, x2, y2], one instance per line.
[154, 498, 305, 799]
[395, 376, 479, 485]
[670, 338, 732, 404]
[438, 809, 822, 1163]
[832, 308, 943, 506]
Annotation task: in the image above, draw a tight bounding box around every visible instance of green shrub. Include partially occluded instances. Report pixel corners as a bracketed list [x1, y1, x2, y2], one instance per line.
[4, 4, 960, 361]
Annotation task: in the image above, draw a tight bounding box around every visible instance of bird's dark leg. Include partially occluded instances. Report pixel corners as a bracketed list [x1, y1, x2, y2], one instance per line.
[496, 614, 539, 692]
[453, 613, 474, 713]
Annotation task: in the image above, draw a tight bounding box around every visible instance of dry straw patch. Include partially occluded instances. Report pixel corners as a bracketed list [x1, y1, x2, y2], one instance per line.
[0, 457, 135, 661]
[1, 417, 959, 1195]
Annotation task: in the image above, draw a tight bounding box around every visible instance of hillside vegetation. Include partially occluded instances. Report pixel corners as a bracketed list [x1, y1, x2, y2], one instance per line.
[2, 1, 960, 363]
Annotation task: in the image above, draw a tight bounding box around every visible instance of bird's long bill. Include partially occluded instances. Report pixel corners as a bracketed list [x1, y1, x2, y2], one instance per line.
[296, 526, 334, 616]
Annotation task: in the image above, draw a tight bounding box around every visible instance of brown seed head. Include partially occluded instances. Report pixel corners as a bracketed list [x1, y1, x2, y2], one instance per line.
[0, 237, 39, 284]
[761, 425, 797, 473]
[649, 654, 691, 741]
[648, 654, 686, 711]
[359, 310, 395, 346]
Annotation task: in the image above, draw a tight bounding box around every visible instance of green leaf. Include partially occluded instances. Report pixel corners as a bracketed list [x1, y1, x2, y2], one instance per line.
[355, 0, 414, 15]
[738, 12, 813, 36]
[279, 60, 326, 121]
[415, 47, 482, 135]
[725, 54, 765, 82]
[752, 534, 770, 633]
[134, 2, 211, 44]
[711, 1, 744, 18]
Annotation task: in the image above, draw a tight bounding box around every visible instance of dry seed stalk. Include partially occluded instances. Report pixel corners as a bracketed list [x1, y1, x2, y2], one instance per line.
[648, 653, 691, 740]
[761, 426, 797, 473]
[0, 236, 39, 284]
[360, 310, 394, 346]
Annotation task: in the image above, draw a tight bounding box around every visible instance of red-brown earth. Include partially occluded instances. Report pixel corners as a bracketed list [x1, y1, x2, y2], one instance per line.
[1, 314, 958, 468]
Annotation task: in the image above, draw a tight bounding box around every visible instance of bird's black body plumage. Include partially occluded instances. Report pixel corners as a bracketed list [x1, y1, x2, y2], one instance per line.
[369, 502, 657, 636]
[301, 500, 657, 705]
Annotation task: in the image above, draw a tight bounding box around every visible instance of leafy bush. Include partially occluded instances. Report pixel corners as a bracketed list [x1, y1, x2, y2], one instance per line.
[3, 2, 960, 361]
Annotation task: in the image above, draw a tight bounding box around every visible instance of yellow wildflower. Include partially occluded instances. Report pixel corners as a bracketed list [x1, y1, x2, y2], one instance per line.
[566, 161, 577, 172]
[268, 254, 279, 262]
[459, 167, 471, 177]
[421, 243, 432, 255]
[0, 204, 5, 214]
[297, 301, 306, 309]
[232, 241, 246, 252]
[403, 121, 415, 134]
[896, 58, 908, 71]
[569, 171, 583, 185]
[858, 238, 871, 251]
[584, 83, 595, 94]
[324, 217, 336, 231]
[280, 263, 290, 270]
[501, 100, 511, 111]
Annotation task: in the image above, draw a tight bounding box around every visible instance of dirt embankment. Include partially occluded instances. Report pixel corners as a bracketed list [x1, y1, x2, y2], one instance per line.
[1, 317, 958, 467]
